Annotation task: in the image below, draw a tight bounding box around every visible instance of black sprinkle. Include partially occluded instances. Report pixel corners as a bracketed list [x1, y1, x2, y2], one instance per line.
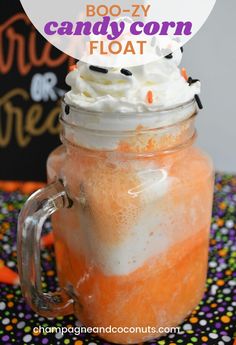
[89, 65, 108, 74]
[188, 77, 200, 85]
[195, 94, 203, 110]
[165, 53, 173, 59]
[65, 104, 70, 115]
[180, 46, 184, 53]
[120, 68, 132, 76]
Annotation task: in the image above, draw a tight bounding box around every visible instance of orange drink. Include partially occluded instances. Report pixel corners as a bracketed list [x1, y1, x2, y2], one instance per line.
[18, 58, 213, 344]
[45, 101, 214, 343]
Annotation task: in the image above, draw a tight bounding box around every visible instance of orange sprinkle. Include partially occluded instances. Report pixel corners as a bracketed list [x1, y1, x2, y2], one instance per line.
[220, 315, 230, 323]
[233, 339, 236, 345]
[2, 222, 10, 230]
[190, 317, 198, 323]
[202, 336, 208, 342]
[219, 249, 228, 257]
[217, 219, 224, 227]
[12, 318, 18, 324]
[47, 270, 55, 277]
[6, 325, 13, 331]
[181, 68, 188, 81]
[7, 301, 14, 308]
[221, 315, 230, 323]
[217, 279, 225, 286]
[219, 202, 227, 210]
[69, 64, 77, 71]
[147, 90, 153, 104]
[74, 341, 83, 345]
[8, 205, 14, 212]
[225, 269, 232, 276]
[211, 303, 217, 308]
[6, 294, 14, 299]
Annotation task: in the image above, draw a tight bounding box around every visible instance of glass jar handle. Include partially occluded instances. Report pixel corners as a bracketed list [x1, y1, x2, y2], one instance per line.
[17, 180, 74, 317]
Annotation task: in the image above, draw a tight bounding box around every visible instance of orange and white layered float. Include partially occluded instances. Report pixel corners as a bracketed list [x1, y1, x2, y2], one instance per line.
[47, 54, 214, 344]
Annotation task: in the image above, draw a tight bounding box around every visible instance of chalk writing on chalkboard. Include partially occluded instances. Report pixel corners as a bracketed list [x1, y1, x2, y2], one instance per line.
[0, 2, 75, 181]
[0, 13, 75, 148]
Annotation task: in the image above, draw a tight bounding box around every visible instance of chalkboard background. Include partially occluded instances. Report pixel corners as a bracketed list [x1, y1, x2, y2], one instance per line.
[0, 1, 75, 181]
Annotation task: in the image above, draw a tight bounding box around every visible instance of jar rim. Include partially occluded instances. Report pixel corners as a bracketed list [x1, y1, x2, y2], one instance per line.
[60, 98, 197, 154]
[61, 97, 198, 135]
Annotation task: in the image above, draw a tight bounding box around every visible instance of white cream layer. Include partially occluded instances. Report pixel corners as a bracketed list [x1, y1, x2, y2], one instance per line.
[78, 164, 172, 276]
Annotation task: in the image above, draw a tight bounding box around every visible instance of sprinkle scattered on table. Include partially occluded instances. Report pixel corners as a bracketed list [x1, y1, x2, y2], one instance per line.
[0, 174, 235, 344]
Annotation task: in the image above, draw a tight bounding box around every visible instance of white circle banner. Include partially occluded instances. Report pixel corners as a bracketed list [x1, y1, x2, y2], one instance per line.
[20, 0, 216, 67]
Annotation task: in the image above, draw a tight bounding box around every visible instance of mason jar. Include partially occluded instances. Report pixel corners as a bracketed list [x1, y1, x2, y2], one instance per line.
[17, 98, 214, 344]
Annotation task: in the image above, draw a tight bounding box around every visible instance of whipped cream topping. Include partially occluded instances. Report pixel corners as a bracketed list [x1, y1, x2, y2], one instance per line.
[65, 50, 200, 113]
